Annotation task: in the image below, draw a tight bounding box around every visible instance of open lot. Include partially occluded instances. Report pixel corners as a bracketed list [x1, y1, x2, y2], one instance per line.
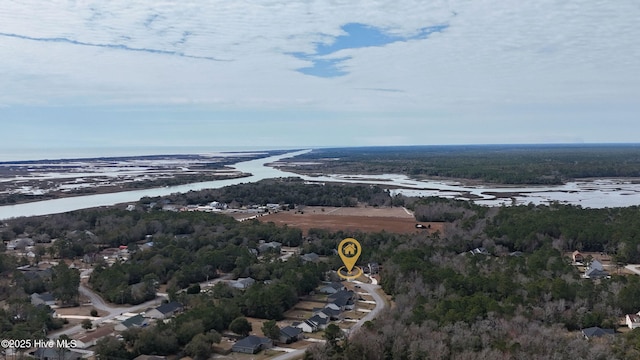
[258, 206, 444, 235]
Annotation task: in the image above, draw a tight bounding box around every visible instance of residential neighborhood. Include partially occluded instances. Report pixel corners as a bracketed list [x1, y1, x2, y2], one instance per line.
[0, 213, 386, 360]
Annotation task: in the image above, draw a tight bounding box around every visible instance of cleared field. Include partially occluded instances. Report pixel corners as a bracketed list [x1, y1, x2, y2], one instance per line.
[258, 206, 444, 235]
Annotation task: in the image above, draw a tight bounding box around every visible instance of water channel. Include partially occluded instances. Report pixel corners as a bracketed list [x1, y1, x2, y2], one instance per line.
[1, 149, 639, 220]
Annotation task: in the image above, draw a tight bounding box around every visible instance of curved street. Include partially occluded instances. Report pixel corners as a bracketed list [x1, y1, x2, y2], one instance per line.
[271, 279, 388, 360]
[52, 273, 234, 339]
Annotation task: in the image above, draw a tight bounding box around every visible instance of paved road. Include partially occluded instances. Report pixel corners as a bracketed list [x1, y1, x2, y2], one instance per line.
[51, 284, 163, 339]
[51, 273, 235, 339]
[271, 279, 388, 360]
[625, 264, 640, 275]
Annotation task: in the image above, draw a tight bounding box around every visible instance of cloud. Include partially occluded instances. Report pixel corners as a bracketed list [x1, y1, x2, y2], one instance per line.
[0, 32, 230, 61]
[0, 0, 638, 147]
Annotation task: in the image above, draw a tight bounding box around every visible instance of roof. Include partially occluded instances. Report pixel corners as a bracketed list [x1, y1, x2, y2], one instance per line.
[328, 289, 354, 301]
[121, 314, 147, 328]
[232, 335, 271, 350]
[331, 296, 350, 308]
[303, 319, 318, 329]
[32, 292, 56, 302]
[628, 314, 640, 323]
[32, 348, 83, 360]
[73, 324, 116, 343]
[302, 253, 320, 262]
[309, 315, 329, 325]
[326, 282, 344, 290]
[280, 326, 302, 338]
[321, 307, 341, 317]
[582, 327, 615, 338]
[155, 301, 182, 315]
[586, 268, 609, 278]
[589, 259, 604, 271]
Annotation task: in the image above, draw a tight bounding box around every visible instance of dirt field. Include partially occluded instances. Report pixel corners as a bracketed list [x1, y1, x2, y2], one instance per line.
[258, 206, 444, 235]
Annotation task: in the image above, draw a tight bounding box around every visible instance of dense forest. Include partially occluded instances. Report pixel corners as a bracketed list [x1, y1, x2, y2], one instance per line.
[147, 177, 393, 207]
[279, 144, 640, 184]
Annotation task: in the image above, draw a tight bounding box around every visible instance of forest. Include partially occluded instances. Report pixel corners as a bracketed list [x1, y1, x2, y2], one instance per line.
[305, 200, 640, 360]
[279, 144, 640, 185]
[146, 177, 393, 207]
[3, 178, 640, 358]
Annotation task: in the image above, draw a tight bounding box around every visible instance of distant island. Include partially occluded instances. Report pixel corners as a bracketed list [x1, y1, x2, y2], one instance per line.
[0, 151, 292, 206]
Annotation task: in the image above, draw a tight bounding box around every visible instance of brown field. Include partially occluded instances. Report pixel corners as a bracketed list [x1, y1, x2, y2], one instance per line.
[258, 206, 444, 235]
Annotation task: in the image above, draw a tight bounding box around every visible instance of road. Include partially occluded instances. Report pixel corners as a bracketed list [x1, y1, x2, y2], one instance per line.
[625, 264, 640, 275]
[270, 279, 388, 360]
[51, 274, 233, 339]
[50, 284, 163, 339]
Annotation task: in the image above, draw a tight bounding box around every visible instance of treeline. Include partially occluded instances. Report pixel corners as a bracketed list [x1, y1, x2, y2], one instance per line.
[148, 177, 392, 207]
[283, 144, 640, 184]
[485, 203, 640, 262]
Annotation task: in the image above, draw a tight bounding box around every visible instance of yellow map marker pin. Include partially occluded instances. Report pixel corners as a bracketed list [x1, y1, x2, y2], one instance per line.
[338, 238, 361, 273]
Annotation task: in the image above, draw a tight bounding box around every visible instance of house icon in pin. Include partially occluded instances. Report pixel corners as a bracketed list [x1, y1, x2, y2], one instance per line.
[343, 243, 357, 256]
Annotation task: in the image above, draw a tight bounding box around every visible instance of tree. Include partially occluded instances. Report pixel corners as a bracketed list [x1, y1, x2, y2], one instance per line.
[229, 316, 252, 336]
[51, 262, 80, 305]
[261, 320, 280, 341]
[81, 319, 93, 330]
[184, 332, 220, 360]
[324, 324, 344, 349]
[95, 336, 131, 360]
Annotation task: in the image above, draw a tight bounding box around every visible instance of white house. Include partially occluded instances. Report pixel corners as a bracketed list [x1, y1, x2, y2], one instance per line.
[627, 313, 640, 329]
[293, 319, 318, 333]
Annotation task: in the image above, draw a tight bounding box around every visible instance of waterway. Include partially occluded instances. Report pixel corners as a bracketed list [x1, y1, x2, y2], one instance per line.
[0, 150, 307, 220]
[1, 149, 639, 220]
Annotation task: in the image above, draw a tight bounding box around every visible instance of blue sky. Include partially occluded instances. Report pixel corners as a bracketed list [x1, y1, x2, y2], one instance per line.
[1, 0, 639, 159]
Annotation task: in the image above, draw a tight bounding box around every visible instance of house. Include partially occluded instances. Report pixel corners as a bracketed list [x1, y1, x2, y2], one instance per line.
[572, 251, 584, 263]
[469, 247, 490, 256]
[325, 303, 341, 312]
[318, 282, 345, 294]
[114, 314, 148, 332]
[301, 253, 320, 263]
[279, 326, 303, 344]
[368, 262, 380, 274]
[294, 319, 318, 333]
[329, 297, 353, 311]
[328, 290, 356, 310]
[18, 266, 53, 280]
[31, 292, 57, 307]
[585, 259, 609, 279]
[626, 313, 640, 329]
[31, 348, 83, 360]
[313, 307, 342, 321]
[72, 324, 116, 349]
[258, 241, 282, 254]
[230, 277, 256, 290]
[231, 335, 273, 354]
[582, 327, 615, 339]
[146, 302, 183, 320]
[308, 315, 329, 330]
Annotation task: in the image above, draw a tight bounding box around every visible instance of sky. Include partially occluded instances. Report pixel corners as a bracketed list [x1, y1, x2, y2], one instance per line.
[1, 0, 639, 158]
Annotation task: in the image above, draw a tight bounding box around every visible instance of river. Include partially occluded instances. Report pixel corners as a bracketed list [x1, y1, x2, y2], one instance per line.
[1, 149, 639, 220]
[0, 150, 308, 220]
